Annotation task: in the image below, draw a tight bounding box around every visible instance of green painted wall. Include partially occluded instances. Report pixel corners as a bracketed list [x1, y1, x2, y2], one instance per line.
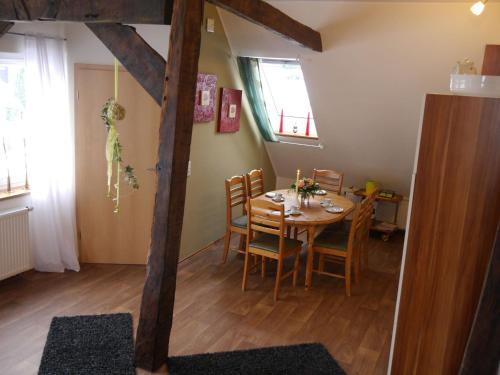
[180, 4, 276, 259]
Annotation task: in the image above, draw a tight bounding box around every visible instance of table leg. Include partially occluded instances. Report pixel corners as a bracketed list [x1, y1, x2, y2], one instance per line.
[305, 225, 316, 290]
[393, 201, 400, 225]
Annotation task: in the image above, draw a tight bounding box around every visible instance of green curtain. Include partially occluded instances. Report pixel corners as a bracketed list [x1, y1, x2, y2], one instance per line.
[237, 57, 278, 142]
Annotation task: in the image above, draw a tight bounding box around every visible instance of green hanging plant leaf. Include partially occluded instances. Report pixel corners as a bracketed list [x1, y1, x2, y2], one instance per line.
[124, 165, 139, 190]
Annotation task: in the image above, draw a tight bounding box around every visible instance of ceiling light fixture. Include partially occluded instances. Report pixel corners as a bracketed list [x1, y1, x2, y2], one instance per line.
[470, 0, 488, 16]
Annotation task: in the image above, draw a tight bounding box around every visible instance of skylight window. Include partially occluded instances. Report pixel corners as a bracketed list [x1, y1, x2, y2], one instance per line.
[259, 59, 318, 139]
[0, 60, 28, 193]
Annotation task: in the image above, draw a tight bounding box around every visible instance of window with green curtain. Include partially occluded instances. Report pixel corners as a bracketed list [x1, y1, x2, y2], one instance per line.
[237, 57, 278, 142]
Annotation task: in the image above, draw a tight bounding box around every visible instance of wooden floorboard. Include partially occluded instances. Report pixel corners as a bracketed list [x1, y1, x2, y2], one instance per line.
[0, 233, 403, 374]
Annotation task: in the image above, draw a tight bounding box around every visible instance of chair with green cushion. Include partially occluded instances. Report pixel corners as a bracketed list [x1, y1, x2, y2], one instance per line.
[222, 175, 248, 263]
[242, 198, 303, 302]
[312, 193, 374, 296]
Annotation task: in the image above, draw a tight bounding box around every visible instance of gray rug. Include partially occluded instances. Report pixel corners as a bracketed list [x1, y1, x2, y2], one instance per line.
[39, 313, 345, 375]
[38, 313, 134, 375]
[168, 343, 346, 375]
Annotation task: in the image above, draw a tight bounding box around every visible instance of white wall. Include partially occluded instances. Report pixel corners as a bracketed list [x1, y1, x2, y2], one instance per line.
[219, 1, 500, 199]
[0, 22, 65, 57]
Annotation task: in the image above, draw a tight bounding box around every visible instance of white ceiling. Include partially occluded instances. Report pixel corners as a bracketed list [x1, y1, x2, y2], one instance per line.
[219, 0, 500, 195]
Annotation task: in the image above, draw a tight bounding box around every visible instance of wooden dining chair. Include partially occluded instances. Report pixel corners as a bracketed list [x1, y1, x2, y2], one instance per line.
[245, 169, 265, 199]
[242, 198, 303, 302]
[312, 195, 373, 296]
[359, 191, 377, 270]
[222, 175, 248, 264]
[312, 169, 344, 195]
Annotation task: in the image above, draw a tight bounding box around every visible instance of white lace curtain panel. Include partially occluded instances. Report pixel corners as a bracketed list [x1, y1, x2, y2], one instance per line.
[24, 35, 80, 272]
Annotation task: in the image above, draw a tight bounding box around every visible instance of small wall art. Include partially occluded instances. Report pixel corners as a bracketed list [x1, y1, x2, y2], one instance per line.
[218, 88, 242, 133]
[194, 73, 217, 123]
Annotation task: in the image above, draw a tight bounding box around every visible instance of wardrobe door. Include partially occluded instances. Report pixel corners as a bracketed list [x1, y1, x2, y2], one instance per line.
[391, 94, 500, 374]
[75, 64, 160, 264]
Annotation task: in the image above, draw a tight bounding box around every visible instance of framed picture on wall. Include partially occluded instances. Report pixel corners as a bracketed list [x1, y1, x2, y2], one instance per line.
[194, 73, 217, 123]
[218, 88, 242, 133]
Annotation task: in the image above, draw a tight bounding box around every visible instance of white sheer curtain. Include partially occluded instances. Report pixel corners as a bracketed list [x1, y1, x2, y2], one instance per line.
[24, 35, 79, 272]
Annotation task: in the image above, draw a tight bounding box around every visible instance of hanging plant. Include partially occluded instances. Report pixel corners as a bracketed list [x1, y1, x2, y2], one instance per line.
[101, 60, 139, 213]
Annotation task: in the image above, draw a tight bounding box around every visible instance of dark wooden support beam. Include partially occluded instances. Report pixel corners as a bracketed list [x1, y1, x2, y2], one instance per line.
[207, 0, 322, 52]
[134, 0, 203, 371]
[0, 21, 14, 36]
[86, 23, 165, 106]
[0, 0, 173, 24]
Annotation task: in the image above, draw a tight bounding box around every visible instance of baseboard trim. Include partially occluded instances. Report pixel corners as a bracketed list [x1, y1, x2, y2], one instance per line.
[179, 236, 224, 264]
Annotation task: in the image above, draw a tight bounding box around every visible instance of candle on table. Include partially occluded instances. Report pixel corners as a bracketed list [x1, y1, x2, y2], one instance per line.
[296, 169, 300, 194]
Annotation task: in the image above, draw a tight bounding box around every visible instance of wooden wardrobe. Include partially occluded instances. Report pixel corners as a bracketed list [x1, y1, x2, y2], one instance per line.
[390, 92, 500, 374]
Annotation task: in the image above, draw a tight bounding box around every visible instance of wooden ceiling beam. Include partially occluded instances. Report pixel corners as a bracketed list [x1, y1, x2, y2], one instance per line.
[87, 23, 166, 106]
[207, 0, 322, 52]
[0, 0, 173, 24]
[134, 0, 203, 371]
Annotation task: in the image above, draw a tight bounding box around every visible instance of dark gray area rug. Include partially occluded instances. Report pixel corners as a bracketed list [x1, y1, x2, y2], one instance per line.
[168, 343, 346, 375]
[38, 313, 134, 375]
[39, 313, 345, 375]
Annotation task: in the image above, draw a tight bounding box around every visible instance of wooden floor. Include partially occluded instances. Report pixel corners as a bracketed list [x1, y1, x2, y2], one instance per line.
[0, 233, 403, 374]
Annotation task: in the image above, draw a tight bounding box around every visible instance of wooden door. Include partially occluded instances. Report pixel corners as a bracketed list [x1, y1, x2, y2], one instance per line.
[75, 64, 160, 264]
[391, 94, 500, 374]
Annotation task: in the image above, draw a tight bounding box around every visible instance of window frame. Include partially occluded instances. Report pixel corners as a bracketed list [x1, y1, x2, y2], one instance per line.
[258, 58, 319, 141]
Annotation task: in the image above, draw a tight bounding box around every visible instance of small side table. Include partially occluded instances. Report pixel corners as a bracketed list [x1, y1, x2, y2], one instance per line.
[354, 189, 403, 241]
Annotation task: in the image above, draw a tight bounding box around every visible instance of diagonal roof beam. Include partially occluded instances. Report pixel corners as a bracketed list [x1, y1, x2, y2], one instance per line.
[0, 0, 173, 24]
[0, 21, 14, 36]
[207, 0, 322, 52]
[87, 23, 166, 106]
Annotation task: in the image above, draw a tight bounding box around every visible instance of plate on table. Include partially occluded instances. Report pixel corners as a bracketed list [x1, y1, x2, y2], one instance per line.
[272, 197, 285, 203]
[275, 210, 292, 217]
[326, 206, 344, 214]
[316, 190, 327, 196]
[287, 209, 302, 216]
[265, 192, 276, 198]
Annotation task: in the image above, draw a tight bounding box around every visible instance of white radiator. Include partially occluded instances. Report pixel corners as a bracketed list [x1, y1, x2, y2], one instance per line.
[0, 207, 33, 281]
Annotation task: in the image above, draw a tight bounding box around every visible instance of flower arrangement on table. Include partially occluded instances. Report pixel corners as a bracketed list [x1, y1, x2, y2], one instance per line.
[290, 170, 320, 207]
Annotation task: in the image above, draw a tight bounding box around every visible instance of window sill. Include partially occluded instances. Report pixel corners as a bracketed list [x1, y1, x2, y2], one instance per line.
[0, 189, 31, 202]
[275, 132, 319, 140]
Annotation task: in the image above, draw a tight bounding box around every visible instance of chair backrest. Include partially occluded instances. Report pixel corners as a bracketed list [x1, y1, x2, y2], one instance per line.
[225, 175, 247, 224]
[347, 192, 376, 253]
[247, 198, 286, 252]
[362, 190, 377, 233]
[246, 169, 265, 199]
[312, 169, 344, 195]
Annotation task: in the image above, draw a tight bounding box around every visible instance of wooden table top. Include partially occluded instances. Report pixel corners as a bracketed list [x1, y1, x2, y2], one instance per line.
[258, 189, 355, 226]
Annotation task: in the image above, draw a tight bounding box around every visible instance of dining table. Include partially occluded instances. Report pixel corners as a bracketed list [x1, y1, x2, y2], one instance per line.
[257, 189, 355, 289]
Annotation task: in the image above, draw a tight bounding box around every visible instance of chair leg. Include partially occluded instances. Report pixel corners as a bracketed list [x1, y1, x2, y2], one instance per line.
[292, 252, 300, 287]
[261, 257, 266, 279]
[274, 259, 283, 302]
[222, 230, 231, 264]
[363, 240, 369, 270]
[238, 234, 245, 251]
[319, 254, 325, 273]
[293, 227, 298, 240]
[354, 247, 361, 284]
[252, 253, 259, 273]
[345, 256, 352, 297]
[242, 251, 251, 292]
